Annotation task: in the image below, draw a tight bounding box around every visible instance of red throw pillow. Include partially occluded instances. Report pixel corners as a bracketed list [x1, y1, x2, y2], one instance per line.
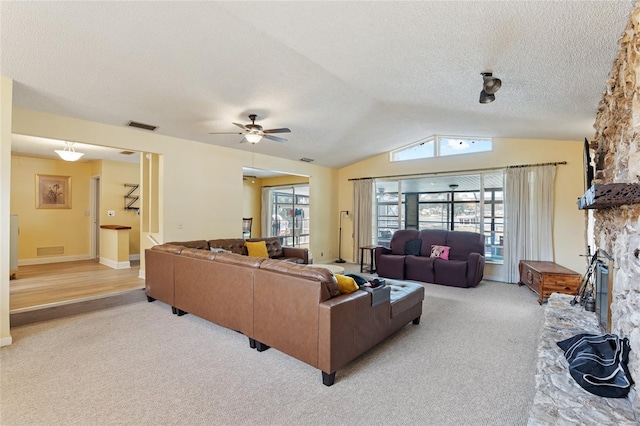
[430, 245, 450, 260]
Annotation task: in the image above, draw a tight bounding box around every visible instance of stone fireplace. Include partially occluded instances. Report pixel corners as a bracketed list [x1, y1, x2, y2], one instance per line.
[587, 5, 640, 411]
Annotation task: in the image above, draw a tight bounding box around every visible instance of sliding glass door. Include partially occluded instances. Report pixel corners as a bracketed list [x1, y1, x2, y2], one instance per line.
[268, 185, 310, 248]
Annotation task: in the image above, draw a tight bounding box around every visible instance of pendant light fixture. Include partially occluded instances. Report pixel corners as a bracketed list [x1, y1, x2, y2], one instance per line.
[479, 72, 502, 104]
[54, 141, 85, 161]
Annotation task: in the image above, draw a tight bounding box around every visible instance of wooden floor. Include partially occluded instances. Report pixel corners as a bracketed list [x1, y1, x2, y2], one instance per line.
[9, 259, 145, 313]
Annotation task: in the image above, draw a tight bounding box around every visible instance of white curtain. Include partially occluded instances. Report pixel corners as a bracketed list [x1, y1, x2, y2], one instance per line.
[352, 179, 374, 264]
[504, 165, 556, 283]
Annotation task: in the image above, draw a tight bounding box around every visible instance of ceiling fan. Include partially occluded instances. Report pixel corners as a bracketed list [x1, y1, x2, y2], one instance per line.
[209, 114, 291, 144]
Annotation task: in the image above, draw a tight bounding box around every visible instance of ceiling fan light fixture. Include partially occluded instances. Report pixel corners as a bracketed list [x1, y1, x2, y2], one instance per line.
[245, 133, 263, 144]
[54, 142, 85, 161]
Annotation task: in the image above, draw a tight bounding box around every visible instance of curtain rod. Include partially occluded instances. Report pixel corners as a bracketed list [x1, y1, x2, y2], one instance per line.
[348, 161, 567, 181]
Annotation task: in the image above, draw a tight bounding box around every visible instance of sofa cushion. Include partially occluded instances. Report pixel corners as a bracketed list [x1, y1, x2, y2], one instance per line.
[259, 259, 340, 298]
[212, 252, 265, 268]
[390, 230, 420, 255]
[404, 239, 422, 256]
[335, 274, 359, 294]
[376, 254, 405, 279]
[445, 231, 485, 261]
[434, 259, 469, 287]
[210, 247, 232, 254]
[208, 239, 247, 255]
[388, 281, 425, 318]
[151, 244, 185, 254]
[166, 240, 209, 250]
[245, 241, 269, 258]
[405, 255, 436, 283]
[417, 229, 448, 256]
[181, 247, 216, 260]
[430, 245, 450, 260]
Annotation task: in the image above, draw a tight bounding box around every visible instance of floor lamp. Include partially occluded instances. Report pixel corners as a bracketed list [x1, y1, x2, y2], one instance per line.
[336, 210, 349, 263]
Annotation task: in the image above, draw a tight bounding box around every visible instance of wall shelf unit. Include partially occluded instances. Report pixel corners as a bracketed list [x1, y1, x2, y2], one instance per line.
[124, 183, 140, 211]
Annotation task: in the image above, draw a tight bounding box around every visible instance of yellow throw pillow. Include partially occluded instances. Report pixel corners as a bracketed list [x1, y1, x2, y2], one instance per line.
[245, 241, 269, 258]
[335, 274, 359, 294]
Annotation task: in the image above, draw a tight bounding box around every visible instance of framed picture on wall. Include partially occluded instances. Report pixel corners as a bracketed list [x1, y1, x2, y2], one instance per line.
[36, 174, 71, 209]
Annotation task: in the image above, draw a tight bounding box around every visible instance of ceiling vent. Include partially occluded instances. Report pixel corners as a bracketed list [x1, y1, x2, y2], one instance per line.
[300, 158, 314, 162]
[126, 121, 157, 131]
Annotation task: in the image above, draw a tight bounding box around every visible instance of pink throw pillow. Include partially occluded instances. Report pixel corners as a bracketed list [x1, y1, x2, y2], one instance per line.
[430, 245, 450, 260]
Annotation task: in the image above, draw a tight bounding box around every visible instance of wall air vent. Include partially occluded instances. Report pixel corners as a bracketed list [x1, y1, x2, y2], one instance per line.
[126, 121, 157, 131]
[37, 246, 64, 256]
[300, 158, 314, 163]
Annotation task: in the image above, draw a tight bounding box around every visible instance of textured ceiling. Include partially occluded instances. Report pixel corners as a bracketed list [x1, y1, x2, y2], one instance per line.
[1, 1, 635, 168]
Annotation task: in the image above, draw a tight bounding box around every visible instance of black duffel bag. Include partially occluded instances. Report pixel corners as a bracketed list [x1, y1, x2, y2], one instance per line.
[557, 333, 634, 398]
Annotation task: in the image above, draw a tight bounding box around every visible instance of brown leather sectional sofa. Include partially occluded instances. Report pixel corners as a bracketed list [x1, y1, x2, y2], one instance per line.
[145, 241, 424, 386]
[166, 236, 310, 264]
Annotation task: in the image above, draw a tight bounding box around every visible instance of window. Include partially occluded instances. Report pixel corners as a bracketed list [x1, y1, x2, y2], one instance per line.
[390, 138, 434, 161]
[390, 135, 492, 162]
[375, 171, 504, 263]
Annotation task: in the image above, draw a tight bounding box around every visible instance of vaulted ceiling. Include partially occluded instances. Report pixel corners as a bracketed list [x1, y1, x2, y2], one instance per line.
[1, 1, 634, 168]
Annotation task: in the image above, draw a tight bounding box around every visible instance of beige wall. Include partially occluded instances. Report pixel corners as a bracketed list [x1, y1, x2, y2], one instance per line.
[98, 160, 140, 256]
[8, 105, 338, 270]
[338, 138, 586, 280]
[10, 155, 92, 263]
[9, 156, 141, 263]
[242, 178, 263, 237]
[1, 77, 13, 345]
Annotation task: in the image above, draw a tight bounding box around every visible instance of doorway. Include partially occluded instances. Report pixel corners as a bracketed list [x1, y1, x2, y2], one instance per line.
[90, 176, 100, 260]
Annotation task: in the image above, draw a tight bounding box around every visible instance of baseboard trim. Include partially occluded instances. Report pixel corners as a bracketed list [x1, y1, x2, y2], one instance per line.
[138, 270, 146, 279]
[99, 257, 131, 269]
[483, 275, 505, 282]
[129, 254, 140, 261]
[0, 336, 13, 347]
[19, 254, 92, 266]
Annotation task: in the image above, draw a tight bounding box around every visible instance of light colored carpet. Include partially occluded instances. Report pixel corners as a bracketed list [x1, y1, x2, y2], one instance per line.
[1, 267, 544, 426]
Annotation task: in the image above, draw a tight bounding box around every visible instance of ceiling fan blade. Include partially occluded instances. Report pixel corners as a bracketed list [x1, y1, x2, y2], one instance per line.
[263, 134, 288, 143]
[233, 122, 249, 130]
[209, 132, 244, 135]
[263, 128, 291, 134]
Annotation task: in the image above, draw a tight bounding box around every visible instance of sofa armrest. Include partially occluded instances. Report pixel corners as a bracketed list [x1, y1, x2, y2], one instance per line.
[318, 291, 377, 374]
[281, 246, 310, 264]
[374, 246, 391, 267]
[467, 252, 485, 287]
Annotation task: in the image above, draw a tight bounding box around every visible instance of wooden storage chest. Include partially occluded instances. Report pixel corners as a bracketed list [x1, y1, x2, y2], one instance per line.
[518, 260, 581, 305]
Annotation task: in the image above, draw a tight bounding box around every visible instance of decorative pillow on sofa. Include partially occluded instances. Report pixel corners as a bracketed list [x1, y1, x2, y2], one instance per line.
[335, 274, 359, 294]
[430, 245, 450, 260]
[245, 241, 269, 258]
[404, 239, 422, 256]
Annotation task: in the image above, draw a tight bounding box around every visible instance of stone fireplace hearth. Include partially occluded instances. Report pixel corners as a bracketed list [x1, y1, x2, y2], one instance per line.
[528, 293, 638, 424]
